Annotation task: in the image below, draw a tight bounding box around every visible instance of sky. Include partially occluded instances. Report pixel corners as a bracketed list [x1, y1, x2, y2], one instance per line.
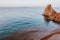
[0, 0, 60, 7]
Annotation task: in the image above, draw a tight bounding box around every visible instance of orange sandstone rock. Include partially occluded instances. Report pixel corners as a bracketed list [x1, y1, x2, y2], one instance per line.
[43, 4, 56, 17]
[43, 4, 60, 22]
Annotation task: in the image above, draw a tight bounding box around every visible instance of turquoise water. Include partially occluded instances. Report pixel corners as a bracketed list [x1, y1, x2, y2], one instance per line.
[0, 7, 60, 38]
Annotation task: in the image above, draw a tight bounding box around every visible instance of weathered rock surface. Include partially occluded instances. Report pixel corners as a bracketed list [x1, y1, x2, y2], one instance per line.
[43, 4, 60, 22]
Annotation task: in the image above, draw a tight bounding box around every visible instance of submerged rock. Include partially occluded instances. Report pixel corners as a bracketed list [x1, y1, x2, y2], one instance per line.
[1, 29, 60, 40]
[43, 4, 60, 22]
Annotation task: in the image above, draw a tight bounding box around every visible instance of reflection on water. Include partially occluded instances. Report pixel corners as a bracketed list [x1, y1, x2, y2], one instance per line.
[0, 7, 60, 38]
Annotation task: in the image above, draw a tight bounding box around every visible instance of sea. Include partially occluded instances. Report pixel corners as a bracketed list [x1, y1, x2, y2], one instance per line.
[0, 7, 60, 38]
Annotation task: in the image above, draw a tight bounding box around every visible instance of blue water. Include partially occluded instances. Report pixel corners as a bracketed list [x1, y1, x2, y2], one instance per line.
[0, 7, 60, 38]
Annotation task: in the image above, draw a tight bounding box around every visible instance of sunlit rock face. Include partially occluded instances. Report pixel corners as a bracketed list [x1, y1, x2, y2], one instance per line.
[43, 4, 56, 17]
[43, 4, 60, 22]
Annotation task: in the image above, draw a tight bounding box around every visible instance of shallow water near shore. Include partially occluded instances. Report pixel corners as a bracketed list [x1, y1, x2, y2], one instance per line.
[0, 7, 60, 38]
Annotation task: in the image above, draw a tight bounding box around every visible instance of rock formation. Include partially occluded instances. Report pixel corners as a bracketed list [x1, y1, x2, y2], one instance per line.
[43, 4, 60, 22]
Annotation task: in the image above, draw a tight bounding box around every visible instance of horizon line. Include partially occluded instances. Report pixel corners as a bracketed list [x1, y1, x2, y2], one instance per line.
[0, 6, 60, 8]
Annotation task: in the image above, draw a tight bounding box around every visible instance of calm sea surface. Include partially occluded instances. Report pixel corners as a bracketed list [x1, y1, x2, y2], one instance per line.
[0, 7, 60, 38]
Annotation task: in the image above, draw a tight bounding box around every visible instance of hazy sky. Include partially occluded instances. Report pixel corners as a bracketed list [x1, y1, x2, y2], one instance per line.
[0, 0, 60, 7]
